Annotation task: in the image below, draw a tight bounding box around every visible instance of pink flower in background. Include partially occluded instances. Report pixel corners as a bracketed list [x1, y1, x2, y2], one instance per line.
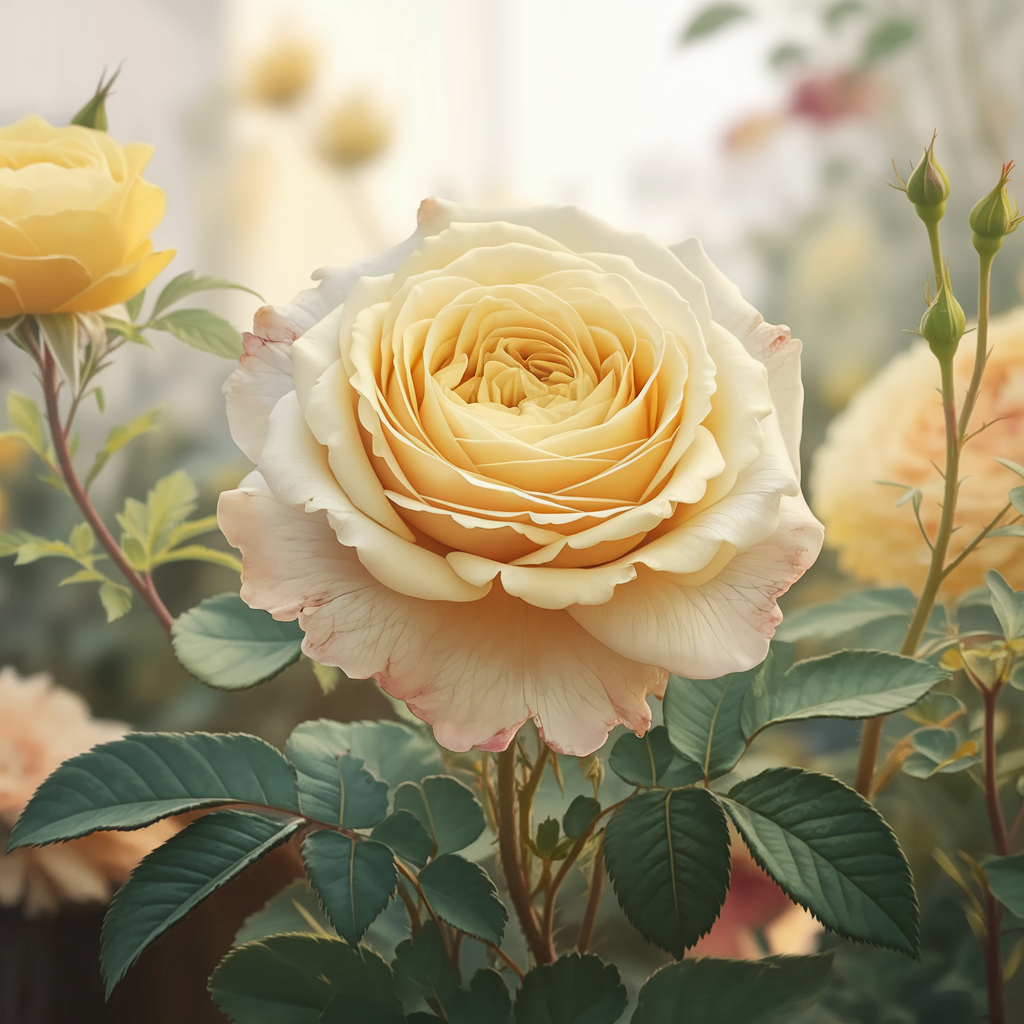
[0, 668, 176, 917]
[219, 199, 822, 755]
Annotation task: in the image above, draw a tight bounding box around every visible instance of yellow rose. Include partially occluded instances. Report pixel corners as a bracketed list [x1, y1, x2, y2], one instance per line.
[812, 307, 1024, 596]
[0, 116, 173, 317]
[219, 199, 822, 755]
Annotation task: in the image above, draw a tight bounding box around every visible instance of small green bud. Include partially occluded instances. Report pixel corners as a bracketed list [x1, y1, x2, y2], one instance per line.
[970, 160, 1023, 257]
[919, 276, 966, 360]
[70, 67, 121, 132]
[905, 134, 950, 224]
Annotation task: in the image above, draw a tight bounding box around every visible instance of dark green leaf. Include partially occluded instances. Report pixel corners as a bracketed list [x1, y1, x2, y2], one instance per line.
[151, 307, 243, 359]
[285, 719, 443, 789]
[863, 18, 914, 65]
[371, 810, 434, 868]
[101, 810, 299, 994]
[318, 994, 406, 1023]
[209, 934, 401, 1024]
[393, 920, 460, 1008]
[631, 954, 832, 1024]
[537, 817, 560, 858]
[902, 727, 979, 778]
[562, 796, 601, 840]
[984, 853, 1024, 917]
[7, 732, 299, 849]
[417, 854, 507, 945]
[172, 593, 305, 690]
[286, 721, 389, 827]
[681, 4, 749, 43]
[723, 768, 918, 954]
[151, 270, 262, 319]
[393, 776, 485, 855]
[663, 671, 751, 780]
[235, 879, 332, 946]
[986, 570, 1024, 639]
[741, 650, 948, 739]
[608, 726, 702, 789]
[302, 831, 396, 945]
[450, 969, 513, 1024]
[514, 954, 625, 1024]
[604, 788, 730, 957]
[774, 588, 916, 642]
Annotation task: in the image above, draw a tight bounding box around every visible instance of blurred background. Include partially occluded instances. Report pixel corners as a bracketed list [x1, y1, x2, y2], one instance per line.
[2, 0, 1024, 1020]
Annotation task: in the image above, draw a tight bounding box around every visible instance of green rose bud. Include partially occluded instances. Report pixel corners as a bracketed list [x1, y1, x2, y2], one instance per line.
[904, 135, 950, 224]
[970, 160, 1023, 257]
[70, 67, 120, 132]
[919, 277, 966, 360]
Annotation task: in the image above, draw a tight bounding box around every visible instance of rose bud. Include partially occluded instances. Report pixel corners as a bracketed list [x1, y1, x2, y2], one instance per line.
[904, 135, 950, 224]
[970, 161, 1023, 257]
[919, 277, 966, 361]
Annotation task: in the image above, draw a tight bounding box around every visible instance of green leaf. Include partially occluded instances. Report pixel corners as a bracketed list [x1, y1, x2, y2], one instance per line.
[986, 570, 1024, 640]
[514, 954, 627, 1024]
[536, 818, 561, 859]
[100, 810, 300, 995]
[1009, 485, 1024, 516]
[68, 521, 95, 556]
[0, 529, 35, 558]
[7, 391, 47, 453]
[607, 726, 702, 789]
[417, 854, 507, 944]
[996, 457, 1024, 478]
[448, 969, 513, 1024]
[902, 727, 980, 778]
[152, 543, 243, 572]
[125, 289, 146, 322]
[99, 581, 133, 622]
[741, 650, 949, 740]
[824, 0, 863, 27]
[863, 17, 914, 64]
[681, 3, 749, 43]
[902, 691, 965, 725]
[285, 721, 391, 827]
[284, 719, 443, 790]
[604, 788, 731, 957]
[393, 776, 485, 855]
[370, 810, 434, 868]
[774, 588, 917, 642]
[991, 524, 1024, 539]
[37, 313, 81, 392]
[7, 731, 299, 849]
[85, 407, 162, 489]
[562, 796, 601, 840]
[393, 920, 460, 1008]
[769, 43, 805, 70]
[663, 670, 751, 780]
[172, 593, 305, 690]
[151, 270, 262, 319]
[318, 994, 406, 1023]
[209, 935, 401, 1024]
[723, 767, 918, 954]
[235, 879, 333, 945]
[984, 853, 1024, 917]
[151, 307, 243, 359]
[631, 954, 833, 1024]
[302, 831, 396, 945]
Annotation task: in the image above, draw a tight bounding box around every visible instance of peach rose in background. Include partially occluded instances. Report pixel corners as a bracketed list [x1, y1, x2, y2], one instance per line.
[219, 199, 823, 755]
[0, 667, 176, 916]
[0, 116, 173, 317]
[812, 307, 1024, 597]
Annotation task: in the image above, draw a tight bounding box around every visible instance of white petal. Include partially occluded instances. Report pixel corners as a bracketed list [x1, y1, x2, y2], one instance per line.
[219, 477, 663, 755]
[569, 494, 824, 678]
[223, 332, 295, 463]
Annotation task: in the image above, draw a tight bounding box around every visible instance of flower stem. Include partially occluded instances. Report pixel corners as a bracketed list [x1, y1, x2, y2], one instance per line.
[983, 685, 1010, 858]
[984, 888, 1006, 1024]
[575, 839, 605, 954]
[855, 356, 961, 797]
[959, 250, 995, 441]
[38, 342, 174, 633]
[926, 219, 945, 286]
[496, 742, 554, 964]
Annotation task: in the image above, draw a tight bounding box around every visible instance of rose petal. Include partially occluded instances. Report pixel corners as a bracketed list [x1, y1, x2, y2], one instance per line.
[224, 331, 296, 463]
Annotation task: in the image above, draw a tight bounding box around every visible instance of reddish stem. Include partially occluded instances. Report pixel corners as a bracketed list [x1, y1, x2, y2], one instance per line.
[38, 345, 174, 633]
[983, 686, 1011, 858]
[497, 742, 554, 964]
[576, 840, 605, 954]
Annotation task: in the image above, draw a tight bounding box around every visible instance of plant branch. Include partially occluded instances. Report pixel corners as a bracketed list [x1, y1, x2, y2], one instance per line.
[984, 888, 1006, 1024]
[518, 743, 549, 866]
[959, 250, 995, 441]
[496, 742, 553, 964]
[942, 503, 1012, 579]
[983, 685, 1011, 857]
[575, 838, 605, 954]
[395, 859, 450, 960]
[37, 340, 174, 633]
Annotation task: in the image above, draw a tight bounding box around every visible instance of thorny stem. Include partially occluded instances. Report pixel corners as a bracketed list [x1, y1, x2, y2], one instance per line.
[518, 744, 549, 869]
[575, 839, 605, 954]
[959, 250, 996, 441]
[855, 357, 961, 797]
[395, 878, 422, 934]
[497, 742, 554, 964]
[36, 338, 174, 633]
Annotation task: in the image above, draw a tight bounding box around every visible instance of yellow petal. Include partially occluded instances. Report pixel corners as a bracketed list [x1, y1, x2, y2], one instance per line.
[57, 247, 174, 313]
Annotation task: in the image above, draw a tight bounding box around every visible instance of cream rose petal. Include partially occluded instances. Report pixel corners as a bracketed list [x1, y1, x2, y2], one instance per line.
[569, 494, 824, 677]
[219, 476, 664, 755]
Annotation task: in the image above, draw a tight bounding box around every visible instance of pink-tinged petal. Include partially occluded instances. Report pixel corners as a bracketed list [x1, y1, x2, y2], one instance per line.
[218, 476, 662, 755]
[569, 494, 824, 678]
[670, 237, 805, 475]
[223, 332, 295, 463]
[250, 230, 422, 343]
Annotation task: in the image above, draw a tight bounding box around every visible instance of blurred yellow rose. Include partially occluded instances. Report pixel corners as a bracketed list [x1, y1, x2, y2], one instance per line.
[0, 116, 173, 317]
[812, 307, 1024, 596]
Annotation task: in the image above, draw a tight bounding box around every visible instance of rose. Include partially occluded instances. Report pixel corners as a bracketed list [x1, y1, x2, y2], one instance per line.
[812, 309, 1024, 596]
[219, 199, 823, 755]
[0, 116, 173, 317]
